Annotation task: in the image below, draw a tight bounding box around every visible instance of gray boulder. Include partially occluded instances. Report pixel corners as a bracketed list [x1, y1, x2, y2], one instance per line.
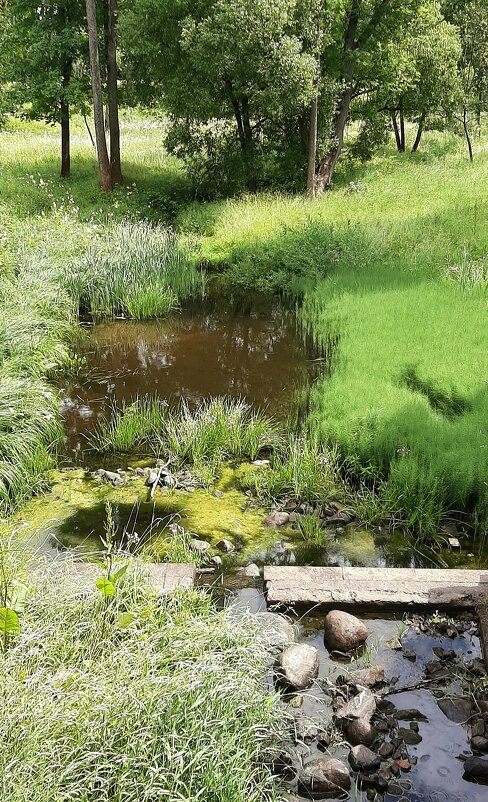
[349, 745, 381, 772]
[324, 610, 368, 652]
[347, 665, 385, 688]
[276, 643, 319, 691]
[336, 689, 376, 723]
[254, 612, 296, 651]
[463, 756, 488, 781]
[299, 757, 351, 797]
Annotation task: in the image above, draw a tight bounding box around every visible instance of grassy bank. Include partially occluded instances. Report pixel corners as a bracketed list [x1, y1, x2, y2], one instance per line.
[0, 557, 284, 801]
[0, 114, 202, 513]
[179, 133, 488, 535]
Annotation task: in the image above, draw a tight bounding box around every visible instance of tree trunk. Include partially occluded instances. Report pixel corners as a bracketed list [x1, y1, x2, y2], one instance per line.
[104, 0, 122, 183]
[315, 3, 358, 192]
[411, 111, 426, 152]
[85, 0, 112, 191]
[399, 99, 406, 152]
[224, 78, 256, 192]
[463, 105, 473, 162]
[60, 58, 72, 178]
[391, 112, 402, 151]
[315, 85, 354, 192]
[306, 95, 318, 196]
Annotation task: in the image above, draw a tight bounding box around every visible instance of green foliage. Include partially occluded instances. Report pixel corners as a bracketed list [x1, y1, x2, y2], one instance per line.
[0, 560, 285, 801]
[64, 221, 202, 319]
[88, 396, 284, 485]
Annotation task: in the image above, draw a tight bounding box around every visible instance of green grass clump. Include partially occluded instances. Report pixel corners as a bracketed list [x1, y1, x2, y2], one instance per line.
[65, 221, 203, 319]
[0, 559, 284, 802]
[242, 437, 342, 506]
[88, 396, 284, 485]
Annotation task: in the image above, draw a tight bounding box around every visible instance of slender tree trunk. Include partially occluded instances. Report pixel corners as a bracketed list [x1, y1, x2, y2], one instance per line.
[104, 0, 122, 183]
[84, 114, 96, 148]
[306, 95, 318, 196]
[315, 3, 358, 192]
[60, 58, 72, 178]
[60, 102, 70, 178]
[316, 85, 354, 192]
[391, 111, 402, 151]
[463, 105, 473, 162]
[399, 98, 406, 152]
[85, 0, 112, 191]
[224, 78, 256, 192]
[241, 96, 257, 192]
[411, 111, 426, 153]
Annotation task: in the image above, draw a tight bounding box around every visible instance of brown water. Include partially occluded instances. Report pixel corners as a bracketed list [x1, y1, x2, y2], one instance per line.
[59, 294, 316, 464]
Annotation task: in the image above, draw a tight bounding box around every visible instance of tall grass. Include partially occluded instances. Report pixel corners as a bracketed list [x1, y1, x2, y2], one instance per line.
[0, 558, 285, 802]
[64, 220, 203, 319]
[88, 396, 284, 485]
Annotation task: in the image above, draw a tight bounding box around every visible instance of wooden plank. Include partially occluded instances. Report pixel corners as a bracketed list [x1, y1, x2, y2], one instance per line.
[264, 566, 488, 610]
[68, 561, 195, 595]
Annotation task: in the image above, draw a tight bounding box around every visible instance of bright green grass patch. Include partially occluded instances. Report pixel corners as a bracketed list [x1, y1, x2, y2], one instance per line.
[0, 558, 284, 802]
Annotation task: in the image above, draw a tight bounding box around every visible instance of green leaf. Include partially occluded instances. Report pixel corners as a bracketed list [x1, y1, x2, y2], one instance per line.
[109, 564, 128, 584]
[9, 580, 28, 614]
[0, 607, 21, 636]
[117, 612, 136, 629]
[95, 578, 116, 597]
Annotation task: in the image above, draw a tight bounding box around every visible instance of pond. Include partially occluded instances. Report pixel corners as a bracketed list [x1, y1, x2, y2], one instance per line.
[59, 291, 317, 465]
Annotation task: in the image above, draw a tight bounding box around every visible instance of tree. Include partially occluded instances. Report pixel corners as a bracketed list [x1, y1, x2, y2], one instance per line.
[103, 0, 122, 183]
[314, 0, 423, 192]
[120, 0, 316, 192]
[85, 0, 112, 190]
[3, 1, 89, 178]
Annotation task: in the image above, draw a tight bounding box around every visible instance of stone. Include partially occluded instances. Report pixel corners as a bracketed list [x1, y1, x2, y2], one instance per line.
[276, 643, 319, 691]
[346, 718, 378, 747]
[394, 759, 411, 772]
[190, 538, 210, 553]
[327, 511, 354, 524]
[236, 563, 261, 578]
[288, 694, 303, 709]
[394, 709, 428, 722]
[437, 697, 473, 723]
[409, 722, 419, 733]
[324, 610, 368, 653]
[378, 742, 394, 758]
[254, 613, 296, 651]
[299, 757, 351, 796]
[336, 689, 376, 723]
[252, 459, 270, 467]
[463, 756, 488, 781]
[388, 783, 403, 796]
[316, 730, 331, 750]
[210, 555, 222, 568]
[264, 511, 290, 528]
[213, 489, 224, 498]
[403, 650, 417, 662]
[472, 720, 485, 737]
[216, 539, 235, 553]
[398, 727, 422, 745]
[471, 736, 488, 752]
[348, 665, 385, 688]
[348, 745, 381, 772]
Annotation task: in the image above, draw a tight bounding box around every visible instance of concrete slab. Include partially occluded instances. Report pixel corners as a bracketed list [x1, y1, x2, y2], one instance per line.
[264, 566, 488, 610]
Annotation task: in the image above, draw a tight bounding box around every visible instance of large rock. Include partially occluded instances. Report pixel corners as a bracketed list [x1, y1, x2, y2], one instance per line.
[336, 689, 376, 723]
[299, 757, 351, 797]
[276, 643, 319, 691]
[236, 563, 261, 578]
[264, 511, 290, 528]
[463, 756, 488, 782]
[348, 745, 381, 772]
[346, 717, 378, 747]
[324, 610, 368, 652]
[437, 697, 473, 723]
[347, 665, 385, 688]
[190, 538, 210, 553]
[253, 612, 295, 651]
[216, 539, 235, 553]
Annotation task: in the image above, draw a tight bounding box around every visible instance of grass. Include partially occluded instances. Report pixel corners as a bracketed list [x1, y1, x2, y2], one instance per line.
[88, 396, 284, 485]
[0, 113, 202, 512]
[0, 555, 285, 802]
[177, 130, 488, 537]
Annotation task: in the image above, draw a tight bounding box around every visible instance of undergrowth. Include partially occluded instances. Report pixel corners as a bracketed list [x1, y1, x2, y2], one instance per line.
[0, 557, 284, 802]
